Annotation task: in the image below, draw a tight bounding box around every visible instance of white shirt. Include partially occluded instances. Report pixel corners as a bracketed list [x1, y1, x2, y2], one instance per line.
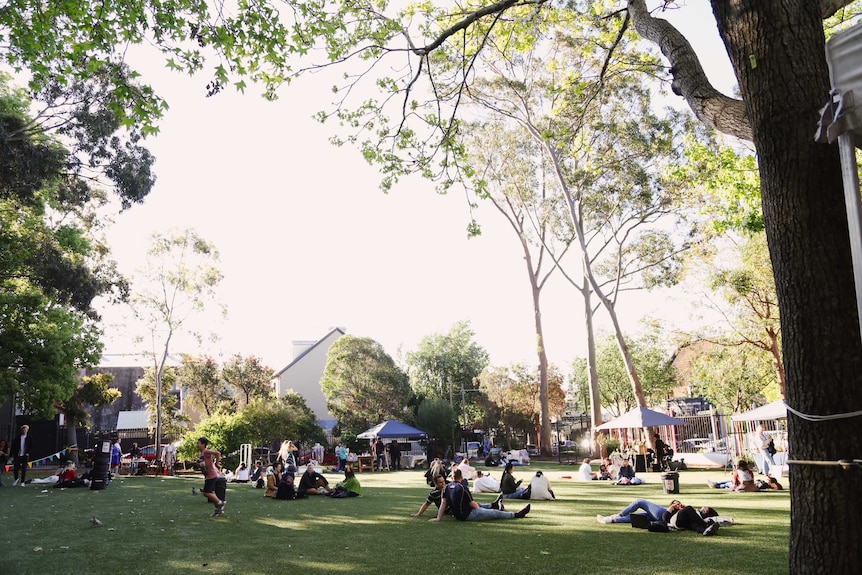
[529, 474, 554, 500]
[472, 474, 501, 493]
[457, 460, 477, 480]
[578, 462, 595, 481]
[19, 434, 27, 456]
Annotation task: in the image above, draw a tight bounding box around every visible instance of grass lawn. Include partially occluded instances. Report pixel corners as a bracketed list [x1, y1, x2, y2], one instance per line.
[0, 465, 789, 575]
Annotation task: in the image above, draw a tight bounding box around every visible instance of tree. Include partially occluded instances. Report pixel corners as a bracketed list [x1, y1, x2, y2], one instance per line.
[178, 393, 325, 461]
[59, 373, 121, 464]
[135, 366, 189, 441]
[687, 343, 779, 415]
[221, 354, 275, 409]
[477, 363, 566, 449]
[3, 1, 856, 568]
[320, 335, 414, 435]
[414, 398, 459, 452]
[706, 233, 785, 396]
[458, 21, 694, 454]
[1, 74, 111, 417]
[570, 332, 677, 417]
[466, 123, 571, 456]
[406, 321, 489, 412]
[178, 354, 230, 417]
[625, 5, 862, 568]
[131, 228, 225, 467]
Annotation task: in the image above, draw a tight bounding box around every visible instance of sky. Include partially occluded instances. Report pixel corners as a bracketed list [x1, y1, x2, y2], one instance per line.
[92, 2, 737, 375]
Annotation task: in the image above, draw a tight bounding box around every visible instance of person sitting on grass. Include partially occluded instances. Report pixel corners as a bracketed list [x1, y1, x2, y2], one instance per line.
[578, 458, 597, 481]
[276, 468, 302, 500]
[54, 461, 86, 488]
[298, 462, 330, 495]
[264, 463, 282, 498]
[457, 456, 477, 480]
[250, 461, 265, 488]
[615, 459, 642, 485]
[329, 466, 361, 498]
[500, 462, 530, 499]
[411, 474, 450, 518]
[429, 476, 529, 522]
[472, 470, 501, 493]
[528, 470, 555, 500]
[707, 459, 758, 492]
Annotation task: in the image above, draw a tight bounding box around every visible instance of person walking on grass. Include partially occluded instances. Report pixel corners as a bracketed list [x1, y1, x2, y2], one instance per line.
[197, 437, 225, 517]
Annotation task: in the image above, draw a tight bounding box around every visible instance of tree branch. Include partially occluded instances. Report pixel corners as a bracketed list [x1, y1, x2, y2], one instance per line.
[821, 0, 857, 18]
[626, 0, 752, 141]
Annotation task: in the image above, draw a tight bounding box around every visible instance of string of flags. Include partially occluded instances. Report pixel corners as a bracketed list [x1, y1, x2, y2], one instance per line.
[2, 448, 72, 473]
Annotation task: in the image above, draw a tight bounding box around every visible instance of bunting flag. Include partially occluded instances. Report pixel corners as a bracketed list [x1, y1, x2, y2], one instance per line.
[25, 447, 77, 468]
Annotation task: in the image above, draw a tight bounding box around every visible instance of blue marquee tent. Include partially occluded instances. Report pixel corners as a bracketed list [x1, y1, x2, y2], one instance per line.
[356, 419, 428, 439]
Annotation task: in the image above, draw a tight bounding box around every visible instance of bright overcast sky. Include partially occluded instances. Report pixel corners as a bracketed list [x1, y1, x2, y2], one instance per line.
[92, 2, 735, 374]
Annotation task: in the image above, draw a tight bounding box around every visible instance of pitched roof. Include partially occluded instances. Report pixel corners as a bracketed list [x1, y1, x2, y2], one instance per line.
[275, 327, 346, 377]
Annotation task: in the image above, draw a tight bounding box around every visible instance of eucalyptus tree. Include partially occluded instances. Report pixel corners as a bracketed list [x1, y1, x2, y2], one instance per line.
[131, 229, 225, 465]
[465, 124, 571, 455]
[457, 16, 694, 453]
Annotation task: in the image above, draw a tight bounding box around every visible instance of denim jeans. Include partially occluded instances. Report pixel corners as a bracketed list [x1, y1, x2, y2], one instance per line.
[466, 507, 515, 521]
[615, 499, 666, 523]
[502, 488, 528, 499]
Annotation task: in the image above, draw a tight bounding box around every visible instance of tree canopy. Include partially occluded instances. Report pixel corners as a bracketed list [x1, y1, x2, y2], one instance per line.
[320, 335, 414, 435]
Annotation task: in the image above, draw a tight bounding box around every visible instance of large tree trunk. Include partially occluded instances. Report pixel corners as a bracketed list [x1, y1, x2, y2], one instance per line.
[583, 276, 602, 457]
[627, 2, 862, 571]
[712, 3, 862, 571]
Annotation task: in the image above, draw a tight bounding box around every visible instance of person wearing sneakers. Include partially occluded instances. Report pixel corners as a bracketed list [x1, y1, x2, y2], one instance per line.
[12, 425, 33, 486]
[429, 476, 530, 522]
[597, 499, 682, 525]
[196, 437, 225, 516]
[597, 499, 724, 536]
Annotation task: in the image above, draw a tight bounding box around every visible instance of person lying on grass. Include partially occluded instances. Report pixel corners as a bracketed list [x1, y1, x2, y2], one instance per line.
[597, 499, 732, 536]
[428, 475, 529, 522]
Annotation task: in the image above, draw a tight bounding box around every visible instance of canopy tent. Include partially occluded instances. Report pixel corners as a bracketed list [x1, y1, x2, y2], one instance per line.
[595, 406, 689, 430]
[356, 420, 428, 439]
[731, 400, 787, 422]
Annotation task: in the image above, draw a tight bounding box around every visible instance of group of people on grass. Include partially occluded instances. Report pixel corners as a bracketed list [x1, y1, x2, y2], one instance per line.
[188, 435, 776, 533]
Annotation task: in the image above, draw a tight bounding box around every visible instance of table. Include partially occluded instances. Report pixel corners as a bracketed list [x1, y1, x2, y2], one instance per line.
[356, 455, 373, 472]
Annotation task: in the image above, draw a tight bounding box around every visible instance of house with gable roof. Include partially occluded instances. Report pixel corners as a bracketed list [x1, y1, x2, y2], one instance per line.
[272, 327, 345, 431]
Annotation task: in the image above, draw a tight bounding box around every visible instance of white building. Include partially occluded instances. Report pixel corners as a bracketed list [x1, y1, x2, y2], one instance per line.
[272, 327, 345, 431]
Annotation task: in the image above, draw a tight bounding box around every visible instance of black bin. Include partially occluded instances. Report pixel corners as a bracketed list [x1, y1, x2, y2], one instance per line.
[661, 471, 680, 494]
[90, 440, 112, 490]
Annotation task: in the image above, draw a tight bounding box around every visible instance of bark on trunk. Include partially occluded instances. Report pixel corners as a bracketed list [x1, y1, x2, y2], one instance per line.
[626, 3, 862, 571]
[709, 2, 862, 572]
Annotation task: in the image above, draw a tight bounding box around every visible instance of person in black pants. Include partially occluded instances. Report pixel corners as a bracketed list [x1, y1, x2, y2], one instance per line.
[12, 425, 33, 486]
[389, 441, 401, 471]
[664, 504, 721, 536]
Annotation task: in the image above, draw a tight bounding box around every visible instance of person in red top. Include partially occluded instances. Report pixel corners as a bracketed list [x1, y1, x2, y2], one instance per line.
[196, 437, 225, 516]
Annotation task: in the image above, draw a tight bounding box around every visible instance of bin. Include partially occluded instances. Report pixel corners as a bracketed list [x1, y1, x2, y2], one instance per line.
[661, 471, 679, 494]
[90, 440, 112, 491]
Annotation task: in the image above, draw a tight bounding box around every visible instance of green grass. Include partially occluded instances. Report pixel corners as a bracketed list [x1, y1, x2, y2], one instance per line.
[0, 466, 789, 575]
